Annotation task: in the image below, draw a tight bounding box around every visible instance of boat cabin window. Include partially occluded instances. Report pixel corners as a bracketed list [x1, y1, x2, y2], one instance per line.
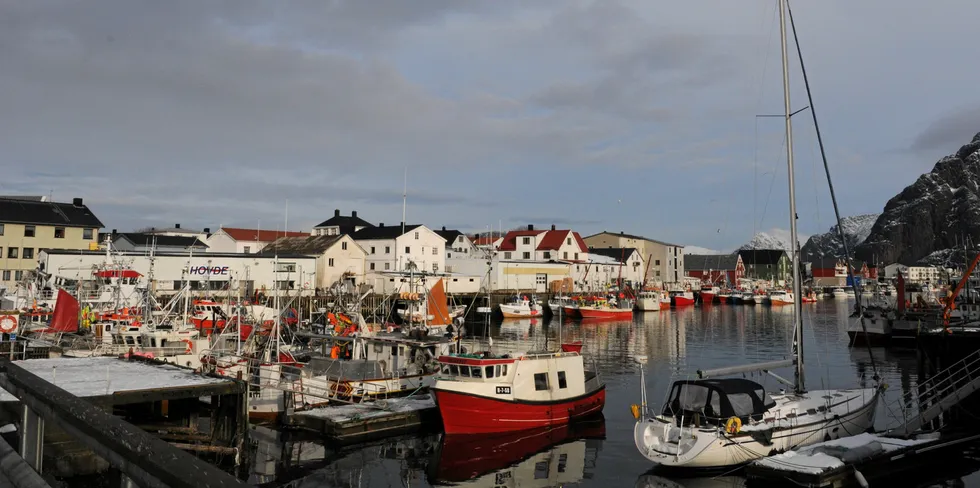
[441, 364, 451, 375]
[728, 393, 755, 417]
[460, 366, 471, 377]
[558, 371, 567, 389]
[485, 366, 494, 378]
[501, 365, 508, 376]
[534, 372, 549, 391]
[472, 367, 482, 378]
[664, 379, 775, 423]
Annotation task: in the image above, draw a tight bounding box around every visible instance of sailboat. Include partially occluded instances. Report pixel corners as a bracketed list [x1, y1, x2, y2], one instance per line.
[632, 0, 880, 469]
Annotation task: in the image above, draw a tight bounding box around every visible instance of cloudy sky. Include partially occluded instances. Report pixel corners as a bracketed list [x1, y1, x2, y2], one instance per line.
[3, 0, 979, 251]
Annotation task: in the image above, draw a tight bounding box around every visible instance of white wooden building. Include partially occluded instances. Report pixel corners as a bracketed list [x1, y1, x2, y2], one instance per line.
[261, 234, 366, 290]
[354, 223, 446, 275]
[39, 249, 317, 297]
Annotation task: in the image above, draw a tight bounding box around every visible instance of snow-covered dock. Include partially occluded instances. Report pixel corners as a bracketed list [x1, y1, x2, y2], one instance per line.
[0, 357, 239, 405]
[745, 431, 980, 487]
[284, 395, 438, 443]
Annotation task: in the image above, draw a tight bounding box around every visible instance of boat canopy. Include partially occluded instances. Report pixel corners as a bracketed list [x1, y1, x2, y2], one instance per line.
[662, 379, 776, 422]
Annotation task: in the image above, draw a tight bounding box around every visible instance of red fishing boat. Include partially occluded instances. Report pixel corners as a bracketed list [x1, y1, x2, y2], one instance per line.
[432, 347, 605, 434]
[576, 306, 633, 320]
[670, 290, 696, 307]
[699, 285, 720, 304]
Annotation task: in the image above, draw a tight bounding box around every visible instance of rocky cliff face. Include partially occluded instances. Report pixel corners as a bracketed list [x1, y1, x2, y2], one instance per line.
[856, 132, 980, 265]
[801, 214, 879, 259]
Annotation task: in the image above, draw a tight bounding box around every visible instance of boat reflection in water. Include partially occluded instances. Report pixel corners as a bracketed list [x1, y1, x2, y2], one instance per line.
[635, 473, 746, 488]
[429, 417, 605, 486]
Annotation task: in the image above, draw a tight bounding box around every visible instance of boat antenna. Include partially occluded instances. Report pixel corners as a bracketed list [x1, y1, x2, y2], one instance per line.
[401, 168, 407, 237]
[786, 0, 879, 383]
[778, 0, 805, 394]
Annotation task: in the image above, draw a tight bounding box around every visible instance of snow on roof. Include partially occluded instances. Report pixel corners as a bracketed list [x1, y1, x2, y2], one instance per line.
[0, 357, 231, 402]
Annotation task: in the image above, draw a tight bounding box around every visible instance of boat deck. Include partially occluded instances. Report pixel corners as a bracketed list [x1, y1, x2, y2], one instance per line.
[283, 395, 438, 443]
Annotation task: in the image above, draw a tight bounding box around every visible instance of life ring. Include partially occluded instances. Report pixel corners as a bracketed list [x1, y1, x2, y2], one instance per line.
[0, 315, 17, 333]
[181, 339, 193, 354]
[725, 417, 742, 434]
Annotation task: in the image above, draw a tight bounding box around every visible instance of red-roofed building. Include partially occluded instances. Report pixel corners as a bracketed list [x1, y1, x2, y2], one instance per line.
[498, 225, 589, 262]
[206, 227, 309, 254]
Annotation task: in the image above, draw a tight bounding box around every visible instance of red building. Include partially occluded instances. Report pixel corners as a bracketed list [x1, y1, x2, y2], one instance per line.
[684, 254, 745, 286]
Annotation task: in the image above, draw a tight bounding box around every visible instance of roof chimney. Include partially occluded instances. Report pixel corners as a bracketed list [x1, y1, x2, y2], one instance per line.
[551, 224, 556, 231]
[442, 226, 446, 231]
[334, 209, 340, 217]
[528, 224, 534, 231]
[72, 197, 83, 207]
[112, 229, 117, 235]
[352, 211, 357, 218]
[620, 231, 624, 235]
[203, 227, 211, 234]
[175, 223, 181, 229]
[379, 223, 384, 227]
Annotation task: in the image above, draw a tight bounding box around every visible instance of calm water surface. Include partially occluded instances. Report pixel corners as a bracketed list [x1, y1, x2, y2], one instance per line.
[250, 301, 980, 487]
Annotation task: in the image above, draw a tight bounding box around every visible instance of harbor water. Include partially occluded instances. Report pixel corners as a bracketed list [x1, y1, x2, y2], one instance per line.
[246, 301, 980, 487]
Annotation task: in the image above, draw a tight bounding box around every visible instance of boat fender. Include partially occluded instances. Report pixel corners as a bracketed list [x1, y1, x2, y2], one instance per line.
[630, 404, 641, 419]
[725, 417, 741, 434]
[853, 469, 869, 488]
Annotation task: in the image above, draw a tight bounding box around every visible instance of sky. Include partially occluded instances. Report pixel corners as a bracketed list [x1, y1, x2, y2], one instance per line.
[3, 0, 980, 252]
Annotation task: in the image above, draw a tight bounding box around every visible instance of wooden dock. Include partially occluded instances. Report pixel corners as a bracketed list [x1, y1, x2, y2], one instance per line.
[283, 395, 439, 444]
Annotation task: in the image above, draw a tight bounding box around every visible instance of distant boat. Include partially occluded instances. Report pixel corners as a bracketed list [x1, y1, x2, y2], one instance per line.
[670, 290, 695, 307]
[699, 286, 720, 304]
[498, 295, 543, 318]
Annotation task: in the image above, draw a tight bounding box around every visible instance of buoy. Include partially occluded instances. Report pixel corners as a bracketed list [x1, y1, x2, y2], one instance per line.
[630, 404, 641, 419]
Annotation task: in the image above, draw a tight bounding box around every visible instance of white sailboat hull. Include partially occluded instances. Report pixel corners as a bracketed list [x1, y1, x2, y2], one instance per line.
[634, 388, 879, 469]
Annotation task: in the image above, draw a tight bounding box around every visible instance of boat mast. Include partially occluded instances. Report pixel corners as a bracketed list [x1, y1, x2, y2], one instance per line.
[778, 0, 805, 394]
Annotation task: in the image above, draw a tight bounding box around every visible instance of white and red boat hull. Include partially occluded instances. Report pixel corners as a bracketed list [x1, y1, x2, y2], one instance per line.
[671, 294, 695, 307]
[434, 387, 606, 435]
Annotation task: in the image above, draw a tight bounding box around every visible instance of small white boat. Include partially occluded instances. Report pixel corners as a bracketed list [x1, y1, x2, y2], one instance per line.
[548, 295, 573, 315]
[635, 291, 661, 311]
[498, 295, 543, 318]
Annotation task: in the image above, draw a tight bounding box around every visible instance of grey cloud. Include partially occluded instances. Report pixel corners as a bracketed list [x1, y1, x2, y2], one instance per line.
[910, 106, 980, 153]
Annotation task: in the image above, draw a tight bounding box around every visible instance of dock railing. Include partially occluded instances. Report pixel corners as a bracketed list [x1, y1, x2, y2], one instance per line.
[886, 347, 980, 434]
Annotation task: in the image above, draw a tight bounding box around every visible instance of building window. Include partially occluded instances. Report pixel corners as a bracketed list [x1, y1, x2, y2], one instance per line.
[656, 270, 661, 277]
[275, 280, 295, 290]
[567, 238, 571, 245]
[54, 227, 65, 239]
[276, 263, 297, 272]
[574, 253, 579, 260]
[14, 271, 23, 281]
[328, 258, 335, 267]
[558, 371, 567, 389]
[432, 247, 437, 255]
[536, 274, 547, 285]
[563, 252, 568, 259]
[83, 228, 93, 240]
[543, 251, 551, 259]
[534, 373, 549, 391]
[655, 259, 661, 265]
[522, 237, 530, 245]
[342, 242, 348, 250]
[22, 248, 33, 259]
[370, 263, 376, 270]
[385, 263, 390, 270]
[415, 232, 420, 240]
[433, 263, 439, 273]
[371, 246, 376, 254]
[0, 223, 4, 235]
[243, 246, 251, 253]
[7, 248, 17, 259]
[522, 252, 530, 259]
[504, 252, 512, 259]
[385, 246, 391, 254]
[405, 246, 410, 254]
[1, 271, 9, 281]
[24, 226, 35, 237]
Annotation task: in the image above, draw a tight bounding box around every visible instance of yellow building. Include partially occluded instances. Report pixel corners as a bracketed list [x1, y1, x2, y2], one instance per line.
[0, 196, 104, 288]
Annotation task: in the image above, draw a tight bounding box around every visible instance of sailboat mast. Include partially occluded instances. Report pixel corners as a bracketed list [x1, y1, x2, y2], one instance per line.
[779, 0, 805, 393]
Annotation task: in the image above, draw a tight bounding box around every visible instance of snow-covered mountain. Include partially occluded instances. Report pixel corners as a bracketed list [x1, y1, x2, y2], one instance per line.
[737, 232, 792, 252]
[683, 245, 726, 255]
[856, 132, 980, 265]
[800, 214, 880, 260]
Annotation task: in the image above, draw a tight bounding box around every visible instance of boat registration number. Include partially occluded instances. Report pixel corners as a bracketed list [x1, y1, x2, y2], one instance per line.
[495, 386, 511, 395]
